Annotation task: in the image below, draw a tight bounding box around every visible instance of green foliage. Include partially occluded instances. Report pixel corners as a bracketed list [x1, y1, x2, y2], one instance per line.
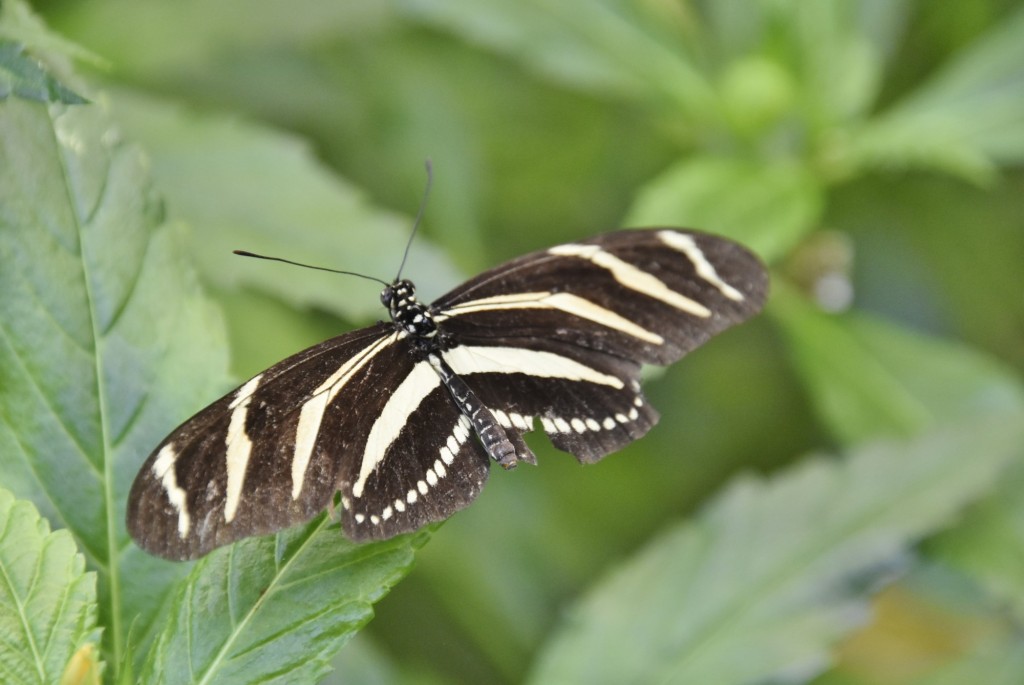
[773, 282, 1024, 443]
[0, 489, 99, 685]
[847, 6, 1024, 182]
[0, 40, 87, 104]
[930, 461, 1024, 622]
[108, 92, 459, 319]
[2, 0, 1023, 683]
[140, 518, 423, 684]
[530, 414, 1024, 685]
[625, 157, 823, 261]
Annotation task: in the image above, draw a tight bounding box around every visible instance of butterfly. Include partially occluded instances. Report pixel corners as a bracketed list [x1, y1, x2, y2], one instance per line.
[127, 228, 767, 560]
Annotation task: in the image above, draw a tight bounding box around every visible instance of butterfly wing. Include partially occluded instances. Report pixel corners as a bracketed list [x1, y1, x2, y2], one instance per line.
[431, 228, 767, 464]
[127, 324, 397, 559]
[337, 382, 490, 542]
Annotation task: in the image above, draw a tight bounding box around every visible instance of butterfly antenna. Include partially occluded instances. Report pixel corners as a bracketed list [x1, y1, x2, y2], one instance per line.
[395, 159, 433, 282]
[232, 250, 389, 287]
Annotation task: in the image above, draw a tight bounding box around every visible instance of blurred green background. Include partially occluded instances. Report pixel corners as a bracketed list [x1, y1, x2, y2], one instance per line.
[5, 0, 1024, 683]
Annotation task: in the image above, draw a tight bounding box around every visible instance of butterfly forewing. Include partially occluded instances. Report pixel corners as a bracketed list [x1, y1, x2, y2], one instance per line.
[128, 325, 401, 559]
[435, 229, 766, 365]
[128, 227, 767, 559]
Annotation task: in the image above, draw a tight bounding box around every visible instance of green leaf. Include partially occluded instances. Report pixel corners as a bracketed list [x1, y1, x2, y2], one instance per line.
[141, 516, 422, 685]
[529, 413, 1024, 685]
[0, 488, 99, 685]
[847, 6, 1024, 182]
[395, 0, 717, 119]
[908, 635, 1024, 685]
[0, 93, 229, 675]
[771, 283, 1024, 444]
[0, 40, 88, 104]
[0, 0, 102, 69]
[702, 0, 912, 87]
[783, 0, 906, 123]
[324, 633, 445, 685]
[109, 90, 460, 318]
[50, 0, 387, 76]
[928, 461, 1024, 623]
[625, 156, 823, 262]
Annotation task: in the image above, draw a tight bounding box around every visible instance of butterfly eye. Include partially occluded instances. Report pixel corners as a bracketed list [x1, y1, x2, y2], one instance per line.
[381, 286, 394, 307]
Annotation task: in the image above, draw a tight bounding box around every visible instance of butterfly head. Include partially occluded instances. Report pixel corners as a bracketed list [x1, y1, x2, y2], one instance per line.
[383, 279, 438, 338]
[381, 279, 417, 308]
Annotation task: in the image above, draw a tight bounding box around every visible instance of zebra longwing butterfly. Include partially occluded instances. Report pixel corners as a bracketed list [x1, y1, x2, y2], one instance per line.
[128, 228, 768, 560]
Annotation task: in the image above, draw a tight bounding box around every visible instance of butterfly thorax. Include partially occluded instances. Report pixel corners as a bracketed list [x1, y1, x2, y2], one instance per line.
[382, 279, 438, 341]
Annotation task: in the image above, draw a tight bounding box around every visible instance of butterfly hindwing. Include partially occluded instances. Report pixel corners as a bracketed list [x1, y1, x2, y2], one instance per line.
[444, 344, 659, 463]
[338, 381, 491, 541]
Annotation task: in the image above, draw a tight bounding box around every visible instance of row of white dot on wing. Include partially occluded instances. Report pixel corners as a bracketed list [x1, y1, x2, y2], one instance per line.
[497, 396, 644, 436]
[353, 414, 473, 526]
[492, 408, 533, 432]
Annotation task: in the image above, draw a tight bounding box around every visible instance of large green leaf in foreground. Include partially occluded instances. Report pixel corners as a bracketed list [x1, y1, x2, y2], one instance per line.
[0, 91, 231, 670]
[530, 413, 1024, 685]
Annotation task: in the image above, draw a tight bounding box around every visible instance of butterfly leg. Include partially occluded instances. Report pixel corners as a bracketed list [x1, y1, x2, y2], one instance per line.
[427, 353, 521, 469]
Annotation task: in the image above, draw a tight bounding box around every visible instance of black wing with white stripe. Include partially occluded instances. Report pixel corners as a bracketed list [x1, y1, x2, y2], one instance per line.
[431, 229, 766, 463]
[128, 228, 767, 559]
[436, 229, 763, 364]
[128, 325, 399, 559]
